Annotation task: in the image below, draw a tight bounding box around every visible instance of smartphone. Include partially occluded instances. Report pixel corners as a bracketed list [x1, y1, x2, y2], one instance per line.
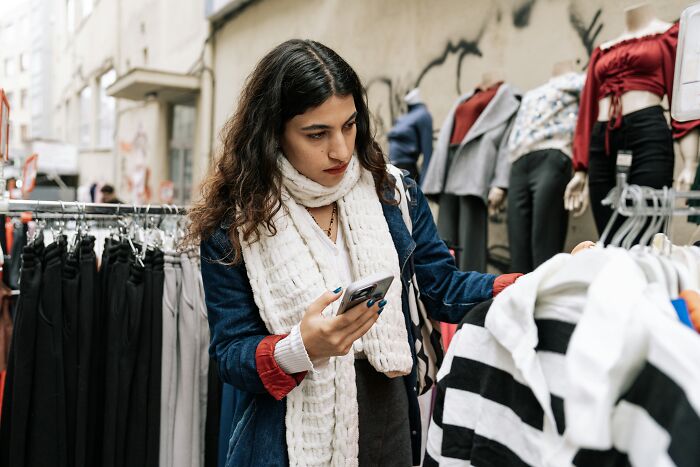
[336, 272, 395, 315]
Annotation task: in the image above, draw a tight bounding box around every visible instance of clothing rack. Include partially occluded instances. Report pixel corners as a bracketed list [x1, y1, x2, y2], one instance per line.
[0, 199, 187, 216]
[599, 170, 700, 246]
[602, 170, 700, 218]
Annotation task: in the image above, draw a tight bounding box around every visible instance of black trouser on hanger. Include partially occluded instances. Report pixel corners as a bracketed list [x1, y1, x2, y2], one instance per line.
[63, 251, 80, 467]
[0, 241, 44, 467]
[76, 236, 98, 467]
[508, 149, 571, 273]
[115, 258, 145, 467]
[27, 239, 68, 467]
[102, 242, 130, 467]
[125, 249, 153, 467]
[89, 238, 114, 466]
[437, 194, 487, 272]
[146, 249, 164, 467]
[588, 106, 674, 242]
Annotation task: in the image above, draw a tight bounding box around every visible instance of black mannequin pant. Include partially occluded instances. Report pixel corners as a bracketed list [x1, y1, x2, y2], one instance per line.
[588, 106, 674, 243]
[507, 149, 571, 273]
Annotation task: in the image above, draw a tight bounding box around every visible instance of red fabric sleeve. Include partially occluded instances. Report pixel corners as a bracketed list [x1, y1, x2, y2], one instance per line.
[493, 273, 523, 297]
[255, 334, 307, 401]
[661, 22, 700, 139]
[572, 48, 602, 172]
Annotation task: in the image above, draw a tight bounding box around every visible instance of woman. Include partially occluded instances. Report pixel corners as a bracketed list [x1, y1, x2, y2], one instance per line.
[190, 39, 585, 467]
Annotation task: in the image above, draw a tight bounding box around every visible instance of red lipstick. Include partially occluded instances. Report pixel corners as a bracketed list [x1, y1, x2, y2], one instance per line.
[324, 162, 349, 175]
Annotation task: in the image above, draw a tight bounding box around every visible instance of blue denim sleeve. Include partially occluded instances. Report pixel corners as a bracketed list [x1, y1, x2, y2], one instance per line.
[407, 178, 496, 323]
[201, 230, 269, 393]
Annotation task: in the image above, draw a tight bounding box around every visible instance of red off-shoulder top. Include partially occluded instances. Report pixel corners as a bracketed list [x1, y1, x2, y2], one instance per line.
[572, 23, 700, 171]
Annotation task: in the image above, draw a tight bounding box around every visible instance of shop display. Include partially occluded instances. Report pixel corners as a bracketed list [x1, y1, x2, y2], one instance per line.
[421, 76, 520, 272]
[506, 67, 584, 273]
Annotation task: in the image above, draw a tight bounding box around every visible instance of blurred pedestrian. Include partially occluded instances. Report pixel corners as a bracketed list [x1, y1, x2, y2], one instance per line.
[100, 185, 123, 204]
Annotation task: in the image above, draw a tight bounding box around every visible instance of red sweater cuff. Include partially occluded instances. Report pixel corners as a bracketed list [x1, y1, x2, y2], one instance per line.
[255, 334, 307, 401]
[493, 273, 523, 297]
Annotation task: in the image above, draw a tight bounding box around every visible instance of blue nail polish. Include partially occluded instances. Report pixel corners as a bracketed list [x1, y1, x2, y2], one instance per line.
[378, 299, 387, 308]
[333, 287, 342, 293]
[378, 307, 384, 315]
[367, 299, 375, 307]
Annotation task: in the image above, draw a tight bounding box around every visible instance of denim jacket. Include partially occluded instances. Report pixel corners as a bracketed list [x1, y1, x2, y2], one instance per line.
[201, 174, 497, 466]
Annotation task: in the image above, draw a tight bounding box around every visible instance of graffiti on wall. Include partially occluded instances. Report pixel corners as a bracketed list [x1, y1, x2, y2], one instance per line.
[119, 125, 152, 204]
[366, 0, 604, 139]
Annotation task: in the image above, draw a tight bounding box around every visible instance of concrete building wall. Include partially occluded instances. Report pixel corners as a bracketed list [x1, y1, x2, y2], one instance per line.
[210, 0, 698, 260]
[50, 0, 208, 202]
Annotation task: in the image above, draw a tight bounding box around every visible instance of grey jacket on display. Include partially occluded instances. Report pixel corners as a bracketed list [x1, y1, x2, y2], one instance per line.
[421, 84, 521, 201]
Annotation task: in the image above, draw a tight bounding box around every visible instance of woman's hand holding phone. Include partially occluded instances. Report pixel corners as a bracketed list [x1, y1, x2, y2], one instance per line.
[299, 288, 386, 361]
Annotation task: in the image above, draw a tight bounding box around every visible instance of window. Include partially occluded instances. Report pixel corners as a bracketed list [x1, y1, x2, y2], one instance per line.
[79, 86, 92, 148]
[66, 0, 75, 33]
[4, 58, 15, 77]
[98, 69, 116, 148]
[81, 0, 93, 19]
[20, 90, 27, 109]
[19, 53, 27, 72]
[20, 124, 29, 142]
[169, 104, 196, 204]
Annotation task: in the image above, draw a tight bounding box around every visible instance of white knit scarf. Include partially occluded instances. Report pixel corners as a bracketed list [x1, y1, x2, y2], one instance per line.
[238, 155, 413, 466]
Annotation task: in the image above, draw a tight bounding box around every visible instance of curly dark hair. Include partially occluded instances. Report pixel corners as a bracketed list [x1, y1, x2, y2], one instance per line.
[186, 39, 396, 263]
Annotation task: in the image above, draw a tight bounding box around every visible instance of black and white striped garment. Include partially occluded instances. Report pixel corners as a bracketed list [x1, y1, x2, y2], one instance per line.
[424, 299, 700, 467]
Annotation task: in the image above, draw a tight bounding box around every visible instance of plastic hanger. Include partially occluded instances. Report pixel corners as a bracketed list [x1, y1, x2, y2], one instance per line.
[639, 187, 666, 247]
[622, 186, 649, 249]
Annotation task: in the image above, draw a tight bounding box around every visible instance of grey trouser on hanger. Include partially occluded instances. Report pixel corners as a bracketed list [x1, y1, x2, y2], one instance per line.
[174, 253, 200, 467]
[160, 252, 181, 467]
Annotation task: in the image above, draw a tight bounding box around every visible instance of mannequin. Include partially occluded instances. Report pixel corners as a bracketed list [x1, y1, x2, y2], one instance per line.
[506, 61, 584, 272]
[387, 88, 433, 182]
[566, 2, 700, 240]
[479, 71, 508, 215]
[421, 73, 520, 272]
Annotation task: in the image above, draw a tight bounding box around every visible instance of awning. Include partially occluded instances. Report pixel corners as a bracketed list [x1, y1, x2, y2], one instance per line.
[107, 68, 200, 102]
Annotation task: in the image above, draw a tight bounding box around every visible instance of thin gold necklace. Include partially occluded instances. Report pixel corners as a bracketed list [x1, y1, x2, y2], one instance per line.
[306, 203, 337, 238]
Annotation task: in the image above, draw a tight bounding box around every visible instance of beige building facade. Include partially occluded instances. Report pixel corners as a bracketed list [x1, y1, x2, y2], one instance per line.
[50, 0, 208, 204]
